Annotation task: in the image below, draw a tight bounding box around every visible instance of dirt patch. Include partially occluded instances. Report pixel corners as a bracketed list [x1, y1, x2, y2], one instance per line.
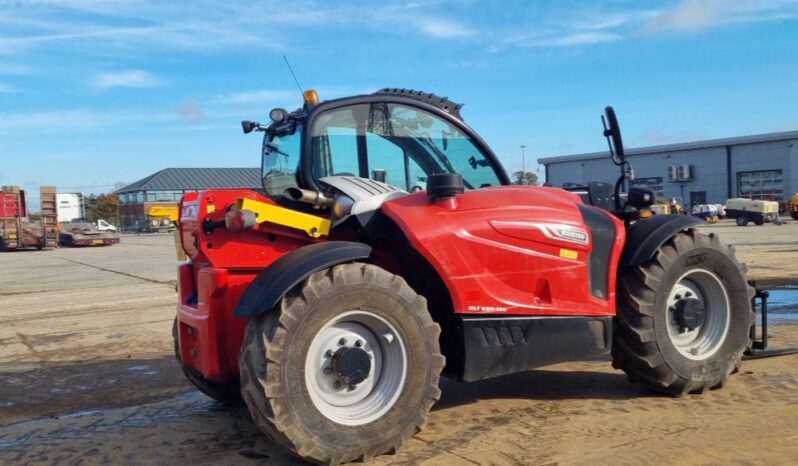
[1, 225, 798, 465]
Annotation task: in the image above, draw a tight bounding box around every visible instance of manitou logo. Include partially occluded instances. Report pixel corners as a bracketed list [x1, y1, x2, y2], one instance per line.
[553, 227, 588, 244]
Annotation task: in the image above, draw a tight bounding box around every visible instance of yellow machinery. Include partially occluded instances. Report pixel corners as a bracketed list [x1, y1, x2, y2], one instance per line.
[650, 197, 685, 215]
[146, 205, 179, 231]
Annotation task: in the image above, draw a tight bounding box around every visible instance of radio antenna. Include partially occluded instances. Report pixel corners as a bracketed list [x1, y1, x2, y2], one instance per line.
[283, 55, 304, 94]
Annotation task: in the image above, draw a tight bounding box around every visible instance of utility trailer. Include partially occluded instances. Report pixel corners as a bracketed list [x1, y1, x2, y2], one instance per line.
[59, 221, 120, 247]
[0, 186, 59, 251]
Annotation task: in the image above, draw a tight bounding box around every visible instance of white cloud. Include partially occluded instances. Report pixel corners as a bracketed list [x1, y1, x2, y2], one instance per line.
[644, 0, 798, 31]
[414, 17, 475, 38]
[0, 110, 107, 133]
[213, 89, 298, 105]
[522, 31, 621, 48]
[0, 81, 17, 92]
[0, 61, 31, 75]
[93, 69, 163, 89]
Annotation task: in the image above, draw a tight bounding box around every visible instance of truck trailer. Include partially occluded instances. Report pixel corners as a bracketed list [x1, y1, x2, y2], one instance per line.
[0, 186, 59, 251]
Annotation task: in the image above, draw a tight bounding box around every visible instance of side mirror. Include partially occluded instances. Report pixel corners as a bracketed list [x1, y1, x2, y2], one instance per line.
[602, 106, 625, 164]
[242, 120, 256, 134]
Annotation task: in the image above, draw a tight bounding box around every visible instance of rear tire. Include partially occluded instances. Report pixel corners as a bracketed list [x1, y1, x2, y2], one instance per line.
[239, 263, 444, 464]
[754, 217, 764, 226]
[613, 230, 754, 395]
[735, 216, 748, 226]
[172, 319, 241, 404]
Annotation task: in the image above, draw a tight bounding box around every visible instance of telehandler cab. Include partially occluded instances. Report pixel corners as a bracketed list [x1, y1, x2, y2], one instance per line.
[174, 88, 756, 464]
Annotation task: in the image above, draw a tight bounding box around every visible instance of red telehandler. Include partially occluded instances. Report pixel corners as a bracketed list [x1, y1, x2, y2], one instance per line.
[174, 89, 761, 464]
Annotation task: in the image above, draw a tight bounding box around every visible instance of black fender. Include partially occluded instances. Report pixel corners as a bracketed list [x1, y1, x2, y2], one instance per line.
[620, 215, 703, 267]
[234, 241, 372, 317]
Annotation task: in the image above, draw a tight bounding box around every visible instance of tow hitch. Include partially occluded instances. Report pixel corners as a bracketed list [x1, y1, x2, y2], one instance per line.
[744, 281, 798, 359]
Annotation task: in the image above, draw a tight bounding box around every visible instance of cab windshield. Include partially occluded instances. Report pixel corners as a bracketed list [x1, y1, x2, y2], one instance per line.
[310, 103, 503, 191]
[261, 123, 302, 196]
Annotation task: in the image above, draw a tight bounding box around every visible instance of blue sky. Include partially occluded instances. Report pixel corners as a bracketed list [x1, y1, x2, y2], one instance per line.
[1, 0, 798, 208]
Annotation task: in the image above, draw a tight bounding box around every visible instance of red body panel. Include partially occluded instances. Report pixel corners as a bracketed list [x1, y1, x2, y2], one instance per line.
[175, 186, 626, 381]
[175, 189, 327, 380]
[381, 186, 626, 316]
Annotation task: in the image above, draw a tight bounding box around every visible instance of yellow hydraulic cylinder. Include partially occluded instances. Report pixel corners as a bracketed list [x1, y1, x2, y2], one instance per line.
[235, 197, 331, 238]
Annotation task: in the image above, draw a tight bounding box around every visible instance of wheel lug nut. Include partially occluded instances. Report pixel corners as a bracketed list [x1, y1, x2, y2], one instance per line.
[355, 340, 363, 347]
[685, 291, 692, 297]
[333, 381, 342, 389]
[324, 350, 333, 358]
[347, 384, 356, 391]
[323, 367, 332, 375]
[674, 294, 682, 300]
[690, 347, 699, 355]
[338, 338, 347, 346]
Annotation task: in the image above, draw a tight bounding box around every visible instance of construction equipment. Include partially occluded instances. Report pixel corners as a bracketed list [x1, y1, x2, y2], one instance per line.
[691, 204, 720, 223]
[174, 89, 761, 464]
[651, 196, 685, 215]
[725, 198, 781, 226]
[0, 186, 59, 251]
[789, 192, 798, 220]
[138, 205, 178, 233]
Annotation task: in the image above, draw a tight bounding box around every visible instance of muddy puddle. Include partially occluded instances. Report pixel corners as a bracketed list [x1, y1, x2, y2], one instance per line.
[763, 285, 798, 322]
[0, 391, 303, 465]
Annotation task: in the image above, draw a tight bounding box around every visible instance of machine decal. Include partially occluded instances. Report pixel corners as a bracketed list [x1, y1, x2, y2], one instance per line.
[181, 201, 199, 221]
[467, 305, 509, 313]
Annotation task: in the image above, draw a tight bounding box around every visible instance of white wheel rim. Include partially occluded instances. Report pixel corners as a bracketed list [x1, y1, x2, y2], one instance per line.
[665, 269, 731, 360]
[304, 310, 407, 426]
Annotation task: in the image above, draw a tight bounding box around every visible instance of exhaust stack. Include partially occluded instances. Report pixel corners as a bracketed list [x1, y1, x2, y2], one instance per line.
[284, 187, 335, 210]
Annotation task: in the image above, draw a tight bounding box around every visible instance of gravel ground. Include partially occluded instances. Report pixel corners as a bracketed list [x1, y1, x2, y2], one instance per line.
[1, 221, 797, 465]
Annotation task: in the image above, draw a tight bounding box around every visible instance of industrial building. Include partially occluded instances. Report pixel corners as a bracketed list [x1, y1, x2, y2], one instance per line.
[540, 130, 798, 206]
[116, 168, 262, 229]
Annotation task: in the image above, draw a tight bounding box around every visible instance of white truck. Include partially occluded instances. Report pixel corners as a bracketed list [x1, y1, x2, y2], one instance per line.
[56, 192, 85, 223]
[96, 219, 118, 232]
[725, 198, 781, 226]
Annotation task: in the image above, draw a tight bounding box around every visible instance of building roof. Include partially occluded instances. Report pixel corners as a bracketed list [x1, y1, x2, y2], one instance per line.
[539, 129, 798, 165]
[116, 168, 262, 193]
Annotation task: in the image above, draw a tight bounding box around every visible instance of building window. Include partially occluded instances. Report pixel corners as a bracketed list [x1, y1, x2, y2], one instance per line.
[738, 170, 783, 200]
[631, 176, 664, 198]
[144, 190, 185, 202]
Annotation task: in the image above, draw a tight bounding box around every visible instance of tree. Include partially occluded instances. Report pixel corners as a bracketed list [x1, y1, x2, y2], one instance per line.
[84, 193, 120, 224]
[512, 171, 539, 186]
[113, 181, 129, 192]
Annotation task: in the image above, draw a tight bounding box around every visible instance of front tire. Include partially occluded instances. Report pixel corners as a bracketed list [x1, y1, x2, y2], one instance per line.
[735, 215, 748, 226]
[613, 230, 754, 395]
[239, 263, 444, 464]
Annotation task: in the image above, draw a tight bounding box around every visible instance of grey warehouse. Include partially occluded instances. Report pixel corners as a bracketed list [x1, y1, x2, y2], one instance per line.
[540, 130, 798, 207]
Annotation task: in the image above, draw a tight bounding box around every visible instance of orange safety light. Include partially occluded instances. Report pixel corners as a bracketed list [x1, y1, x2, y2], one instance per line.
[303, 89, 320, 105]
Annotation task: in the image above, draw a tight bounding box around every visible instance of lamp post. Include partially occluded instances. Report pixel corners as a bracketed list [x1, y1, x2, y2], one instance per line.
[520, 145, 527, 185]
